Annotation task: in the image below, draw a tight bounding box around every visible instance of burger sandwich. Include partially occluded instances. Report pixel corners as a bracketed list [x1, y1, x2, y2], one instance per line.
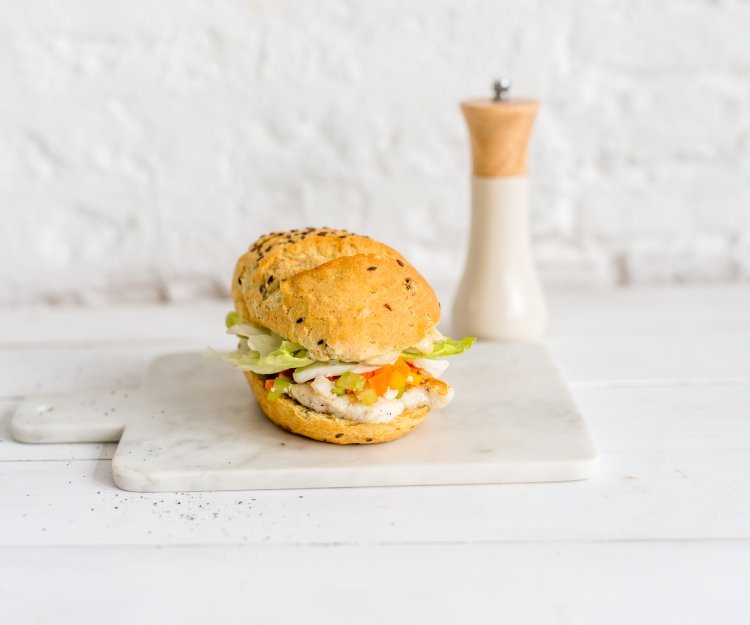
[213, 227, 474, 444]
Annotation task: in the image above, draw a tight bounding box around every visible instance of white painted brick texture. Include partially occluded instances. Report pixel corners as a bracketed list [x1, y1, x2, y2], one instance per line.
[1, 0, 749, 307]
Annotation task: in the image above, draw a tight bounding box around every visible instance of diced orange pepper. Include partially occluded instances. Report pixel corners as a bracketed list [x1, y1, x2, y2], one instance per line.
[392, 357, 412, 377]
[264, 379, 274, 391]
[368, 368, 391, 396]
[406, 372, 422, 386]
[389, 370, 406, 392]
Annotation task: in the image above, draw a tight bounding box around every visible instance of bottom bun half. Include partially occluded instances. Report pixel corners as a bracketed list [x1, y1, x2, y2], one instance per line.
[245, 372, 429, 445]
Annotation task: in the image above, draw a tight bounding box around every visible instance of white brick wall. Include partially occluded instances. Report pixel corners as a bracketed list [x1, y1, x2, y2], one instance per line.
[1, 0, 749, 307]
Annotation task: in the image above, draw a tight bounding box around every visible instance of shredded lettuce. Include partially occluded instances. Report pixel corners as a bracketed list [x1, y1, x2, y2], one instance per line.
[210, 313, 314, 374]
[402, 336, 476, 360]
[213, 311, 474, 376]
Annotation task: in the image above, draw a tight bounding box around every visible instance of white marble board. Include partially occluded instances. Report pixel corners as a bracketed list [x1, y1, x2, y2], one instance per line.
[11, 342, 599, 491]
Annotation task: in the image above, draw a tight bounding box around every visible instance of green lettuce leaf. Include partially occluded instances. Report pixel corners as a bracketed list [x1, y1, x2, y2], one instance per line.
[212, 340, 314, 374]
[210, 312, 315, 374]
[225, 311, 241, 329]
[402, 336, 476, 360]
[215, 311, 474, 374]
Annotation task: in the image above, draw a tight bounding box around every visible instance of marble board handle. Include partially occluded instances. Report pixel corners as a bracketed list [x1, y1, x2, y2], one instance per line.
[11, 388, 134, 443]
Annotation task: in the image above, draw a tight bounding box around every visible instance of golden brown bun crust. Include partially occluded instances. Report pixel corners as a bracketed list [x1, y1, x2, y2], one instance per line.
[232, 228, 441, 362]
[246, 372, 429, 445]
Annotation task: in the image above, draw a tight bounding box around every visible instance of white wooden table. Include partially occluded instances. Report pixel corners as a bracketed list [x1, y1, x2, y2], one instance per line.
[1, 286, 748, 624]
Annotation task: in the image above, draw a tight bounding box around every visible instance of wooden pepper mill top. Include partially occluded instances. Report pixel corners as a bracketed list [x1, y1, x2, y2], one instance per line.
[461, 80, 538, 178]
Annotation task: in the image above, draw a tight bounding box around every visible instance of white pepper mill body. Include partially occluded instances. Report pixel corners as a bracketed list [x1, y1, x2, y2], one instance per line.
[453, 82, 547, 341]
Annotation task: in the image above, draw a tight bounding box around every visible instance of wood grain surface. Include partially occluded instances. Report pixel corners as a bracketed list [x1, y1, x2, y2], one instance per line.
[461, 98, 538, 177]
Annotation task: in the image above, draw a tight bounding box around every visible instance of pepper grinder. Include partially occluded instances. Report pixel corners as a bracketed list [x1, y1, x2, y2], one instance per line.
[453, 79, 547, 341]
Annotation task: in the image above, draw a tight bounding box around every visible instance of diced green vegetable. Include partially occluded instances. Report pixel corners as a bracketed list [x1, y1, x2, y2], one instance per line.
[356, 387, 378, 406]
[335, 371, 366, 394]
[267, 376, 292, 401]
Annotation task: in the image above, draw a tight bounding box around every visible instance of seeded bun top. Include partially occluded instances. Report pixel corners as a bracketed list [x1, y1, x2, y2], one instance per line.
[231, 227, 441, 362]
